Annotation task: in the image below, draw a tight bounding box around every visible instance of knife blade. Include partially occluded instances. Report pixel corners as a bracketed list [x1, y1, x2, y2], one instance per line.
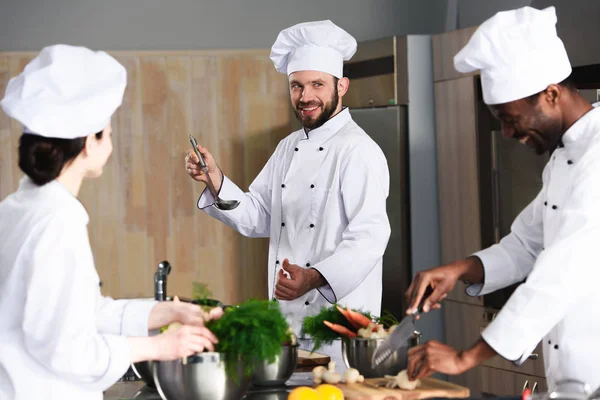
[371, 284, 434, 368]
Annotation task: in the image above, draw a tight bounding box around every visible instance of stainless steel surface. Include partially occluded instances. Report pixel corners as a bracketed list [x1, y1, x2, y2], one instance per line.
[343, 333, 420, 378]
[252, 344, 299, 386]
[153, 359, 186, 400]
[154, 260, 171, 301]
[184, 352, 251, 400]
[244, 386, 291, 400]
[189, 135, 239, 211]
[131, 361, 156, 388]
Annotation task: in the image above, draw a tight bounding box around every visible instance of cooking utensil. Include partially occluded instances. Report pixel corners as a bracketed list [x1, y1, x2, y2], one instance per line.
[343, 333, 421, 378]
[251, 344, 299, 386]
[189, 135, 240, 211]
[183, 352, 251, 400]
[371, 284, 434, 368]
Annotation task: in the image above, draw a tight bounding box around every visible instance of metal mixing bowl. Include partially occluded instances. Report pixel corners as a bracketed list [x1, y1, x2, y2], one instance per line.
[251, 344, 299, 386]
[183, 352, 251, 400]
[132, 361, 156, 388]
[153, 359, 185, 400]
[341, 331, 421, 378]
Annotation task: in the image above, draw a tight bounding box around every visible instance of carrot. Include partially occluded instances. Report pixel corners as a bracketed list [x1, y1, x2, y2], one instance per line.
[336, 305, 360, 330]
[323, 320, 357, 338]
[346, 307, 378, 332]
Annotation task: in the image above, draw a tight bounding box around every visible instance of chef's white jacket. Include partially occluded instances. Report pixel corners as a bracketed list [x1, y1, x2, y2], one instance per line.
[0, 177, 157, 400]
[467, 107, 600, 389]
[198, 108, 391, 337]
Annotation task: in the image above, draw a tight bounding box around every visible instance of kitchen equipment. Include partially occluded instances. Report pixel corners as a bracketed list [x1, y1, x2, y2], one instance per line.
[252, 344, 299, 386]
[153, 359, 185, 400]
[154, 260, 171, 301]
[183, 352, 251, 400]
[297, 349, 330, 367]
[131, 361, 155, 388]
[371, 285, 433, 368]
[334, 376, 470, 399]
[528, 379, 599, 400]
[343, 332, 421, 378]
[189, 135, 240, 211]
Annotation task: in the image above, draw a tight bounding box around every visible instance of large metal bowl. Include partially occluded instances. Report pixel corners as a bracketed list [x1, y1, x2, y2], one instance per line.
[132, 361, 156, 388]
[183, 353, 251, 400]
[153, 359, 186, 400]
[153, 353, 251, 400]
[251, 344, 299, 386]
[341, 331, 421, 378]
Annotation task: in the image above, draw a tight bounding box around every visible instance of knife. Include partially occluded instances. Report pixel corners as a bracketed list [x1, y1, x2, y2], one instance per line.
[371, 284, 434, 369]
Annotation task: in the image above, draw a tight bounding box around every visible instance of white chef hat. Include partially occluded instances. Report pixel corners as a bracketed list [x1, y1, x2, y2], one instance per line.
[270, 20, 357, 79]
[0, 44, 126, 139]
[454, 6, 572, 105]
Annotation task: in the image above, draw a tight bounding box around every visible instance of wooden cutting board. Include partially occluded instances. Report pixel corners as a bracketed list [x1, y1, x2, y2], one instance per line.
[335, 377, 470, 400]
[297, 349, 331, 366]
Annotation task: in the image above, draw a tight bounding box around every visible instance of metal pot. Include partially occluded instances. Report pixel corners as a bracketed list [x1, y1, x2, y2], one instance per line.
[529, 380, 598, 400]
[251, 344, 299, 386]
[341, 331, 421, 378]
[131, 361, 156, 388]
[183, 353, 251, 400]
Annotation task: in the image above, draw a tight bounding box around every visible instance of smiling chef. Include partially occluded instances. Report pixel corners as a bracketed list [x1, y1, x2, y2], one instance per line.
[404, 6, 600, 389]
[185, 20, 391, 365]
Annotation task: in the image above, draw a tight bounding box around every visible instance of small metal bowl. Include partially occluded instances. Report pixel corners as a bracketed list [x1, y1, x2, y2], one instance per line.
[153, 359, 185, 400]
[251, 344, 299, 386]
[341, 331, 421, 378]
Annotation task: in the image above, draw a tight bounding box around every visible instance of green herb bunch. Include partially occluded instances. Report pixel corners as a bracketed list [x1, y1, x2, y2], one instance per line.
[205, 299, 290, 380]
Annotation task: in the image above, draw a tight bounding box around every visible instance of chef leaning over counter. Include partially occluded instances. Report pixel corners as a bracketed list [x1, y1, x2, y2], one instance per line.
[0, 45, 222, 400]
[405, 6, 600, 390]
[185, 20, 391, 367]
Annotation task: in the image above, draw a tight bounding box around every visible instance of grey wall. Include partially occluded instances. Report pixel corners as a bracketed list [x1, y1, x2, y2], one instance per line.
[0, 0, 447, 51]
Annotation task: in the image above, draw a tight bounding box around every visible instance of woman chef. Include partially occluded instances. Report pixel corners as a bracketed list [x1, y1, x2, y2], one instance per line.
[0, 45, 220, 400]
[405, 7, 600, 390]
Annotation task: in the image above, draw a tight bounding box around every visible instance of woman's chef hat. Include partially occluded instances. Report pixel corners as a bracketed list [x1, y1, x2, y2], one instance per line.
[270, 20, 357, 79]
[0, 44, 127, 139]
[454, 6, 572, 105]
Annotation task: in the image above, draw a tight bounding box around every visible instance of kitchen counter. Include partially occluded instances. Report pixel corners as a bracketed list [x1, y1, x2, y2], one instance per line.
[104, 372, 524, 400]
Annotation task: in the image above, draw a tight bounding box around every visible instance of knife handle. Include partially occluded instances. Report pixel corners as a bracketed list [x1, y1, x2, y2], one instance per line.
[413, 285, 435, 315]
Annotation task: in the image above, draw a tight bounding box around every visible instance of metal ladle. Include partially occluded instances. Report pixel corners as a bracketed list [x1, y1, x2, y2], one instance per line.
[189, 135, 240, 211]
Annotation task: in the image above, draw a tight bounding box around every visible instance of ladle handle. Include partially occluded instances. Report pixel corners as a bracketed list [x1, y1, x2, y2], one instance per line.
[189, 135, 220, 199]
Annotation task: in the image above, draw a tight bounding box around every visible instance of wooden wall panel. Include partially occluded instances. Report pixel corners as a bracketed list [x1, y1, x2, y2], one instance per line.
[0, 50, 293, 304]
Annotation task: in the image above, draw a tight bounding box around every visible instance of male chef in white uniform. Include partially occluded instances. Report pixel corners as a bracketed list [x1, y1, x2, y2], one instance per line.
[185, 20, 391, 365]
[405, 6, 600, 389]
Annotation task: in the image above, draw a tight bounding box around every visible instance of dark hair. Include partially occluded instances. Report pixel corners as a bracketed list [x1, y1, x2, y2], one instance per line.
[525, 75, 577, 103]
[18, 131, 103, 186]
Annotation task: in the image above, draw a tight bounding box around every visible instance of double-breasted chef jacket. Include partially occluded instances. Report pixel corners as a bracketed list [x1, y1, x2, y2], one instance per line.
[467, 106, 600, 389]
[0, 177, 156, 400]
[198, 107, 391, 337]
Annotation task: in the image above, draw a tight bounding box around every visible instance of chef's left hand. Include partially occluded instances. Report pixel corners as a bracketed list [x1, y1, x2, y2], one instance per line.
[407, 340, 467, 380]
[274, 259, 325, 301]
[148, 296, 224, 330]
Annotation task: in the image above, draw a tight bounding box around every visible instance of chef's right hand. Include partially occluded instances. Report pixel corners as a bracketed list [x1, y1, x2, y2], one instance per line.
[153, 324, 219, 361]
[185, 145, 223, 190]
[405, 257, 484, 316]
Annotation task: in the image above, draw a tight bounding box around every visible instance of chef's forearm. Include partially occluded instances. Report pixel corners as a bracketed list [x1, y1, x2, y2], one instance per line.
[458, 338, 497, 372]
[457, 256, 485, 284]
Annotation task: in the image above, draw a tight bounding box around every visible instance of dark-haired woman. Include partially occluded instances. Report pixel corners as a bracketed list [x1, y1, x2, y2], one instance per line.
[0, 45, 220, 400]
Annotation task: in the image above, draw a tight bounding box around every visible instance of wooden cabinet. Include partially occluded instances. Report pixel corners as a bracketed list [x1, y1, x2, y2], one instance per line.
[481, 366, 547, 396]
[432, 26, 478, 82]
[434, 76, 483, 306]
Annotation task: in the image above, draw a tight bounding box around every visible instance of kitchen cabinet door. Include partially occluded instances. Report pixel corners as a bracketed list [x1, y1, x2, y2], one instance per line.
[432, 26, 478, 82]
[481, 366, 548, 396]
[434, 77, 484, 306]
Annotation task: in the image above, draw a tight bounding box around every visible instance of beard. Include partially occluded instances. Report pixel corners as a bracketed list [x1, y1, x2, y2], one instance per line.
[513, 114, 563, 155]
[293, 88, 340, 130]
